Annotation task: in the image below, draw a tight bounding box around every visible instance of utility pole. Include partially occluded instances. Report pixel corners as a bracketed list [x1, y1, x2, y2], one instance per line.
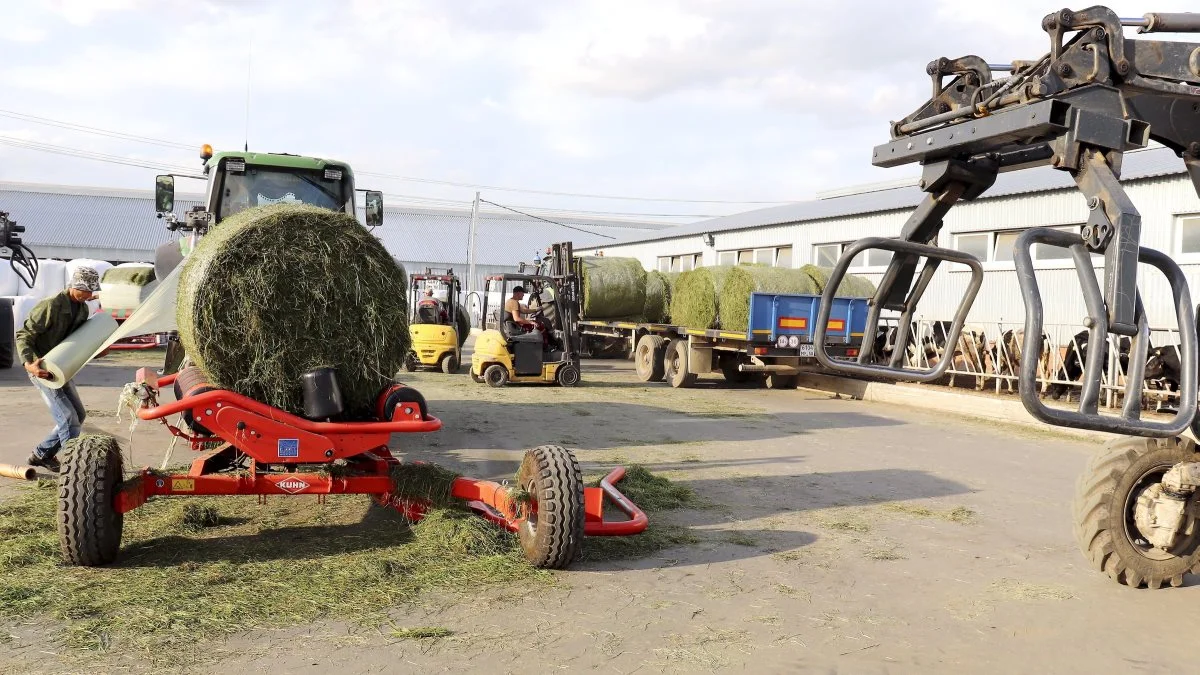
[467, 191, 479, 294]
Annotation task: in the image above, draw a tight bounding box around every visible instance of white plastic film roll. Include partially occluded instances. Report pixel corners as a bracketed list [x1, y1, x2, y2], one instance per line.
[41, 312, 119, 389]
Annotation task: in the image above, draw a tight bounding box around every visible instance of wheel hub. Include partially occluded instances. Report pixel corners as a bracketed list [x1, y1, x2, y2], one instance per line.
[1131, 482, 1193, 557]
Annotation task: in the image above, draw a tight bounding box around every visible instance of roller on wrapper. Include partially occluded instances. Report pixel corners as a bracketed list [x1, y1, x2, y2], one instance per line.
[0, 464, 36, 480]
[40, 312, 119, 389]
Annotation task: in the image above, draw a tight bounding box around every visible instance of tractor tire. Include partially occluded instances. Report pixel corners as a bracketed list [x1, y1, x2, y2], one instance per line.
[484, 364, 509, 388]
[634, 335, 667, 383]
[404, 353, 419, 373]
[556, 363, 581, 387]
[765, 374, 798, 390]
[664, 338, 698, 389]
[516, 445, 585, 569]
[58, 434, 124, 567]
[719, 355, 750, 384]
[440, 353, 459, 375]
[1073, 435, 1200, 589]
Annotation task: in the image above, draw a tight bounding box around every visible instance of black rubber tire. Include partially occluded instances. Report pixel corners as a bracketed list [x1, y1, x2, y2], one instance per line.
[58, 434, 124, 566]
[440, 353, 459, 375]
[1074, 436, 1200, 589]
[719, 355, 750, 384]
[516, 445, 585, 569]
[663, 338, 698, 389]
[484, 364, 509, 387]
[765, 374, 798, 390]
[404, 353, 419, 373]
[556, 363, 581, 387]
[0, 297, 13, 368]
[634, 335, 667, 383]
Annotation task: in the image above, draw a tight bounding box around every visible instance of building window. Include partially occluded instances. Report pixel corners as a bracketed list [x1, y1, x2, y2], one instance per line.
[814, 242, 892, 269]
[955, 226, 1083, 263]
[813, 244, 841, 267]
[718, 246, 793, 267]
[657, 253, 702, 273]
[1179, 215, 1200, 255]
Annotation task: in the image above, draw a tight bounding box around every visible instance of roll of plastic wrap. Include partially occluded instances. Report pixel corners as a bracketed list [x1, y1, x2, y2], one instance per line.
[91, 263, 180, 359]
[41, 312, 119, 389]
[0, 265, 18, 297]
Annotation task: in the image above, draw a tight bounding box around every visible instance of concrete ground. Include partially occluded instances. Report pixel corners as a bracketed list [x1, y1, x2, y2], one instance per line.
[1, 344, 1197, 674]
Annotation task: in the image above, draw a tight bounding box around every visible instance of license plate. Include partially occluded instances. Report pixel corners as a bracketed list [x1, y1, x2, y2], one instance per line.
[798, 344, 815, 357]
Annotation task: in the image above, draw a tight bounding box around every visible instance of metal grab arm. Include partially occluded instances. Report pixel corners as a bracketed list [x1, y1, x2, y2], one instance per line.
[813, 237, 984, 382]
[1013, 227, 1198, 437]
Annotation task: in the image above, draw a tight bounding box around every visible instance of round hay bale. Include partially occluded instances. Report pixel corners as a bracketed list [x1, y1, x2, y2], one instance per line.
[799, 265, 877, 298]
[177, 204, 410, 417]
[669, 266, 734, 330]
[581, 256, 646, 319]
[642, 270, 671, 324]
[718, 267, 820, 333]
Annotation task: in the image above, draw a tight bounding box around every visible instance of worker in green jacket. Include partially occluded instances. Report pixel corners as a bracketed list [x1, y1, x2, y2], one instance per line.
[16, 267, 102, 472]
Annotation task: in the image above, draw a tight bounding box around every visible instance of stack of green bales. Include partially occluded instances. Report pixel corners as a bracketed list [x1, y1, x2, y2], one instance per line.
[579, 256, 671, 323]
[670, 264, 877, 332]
[177, 204, 411, 418]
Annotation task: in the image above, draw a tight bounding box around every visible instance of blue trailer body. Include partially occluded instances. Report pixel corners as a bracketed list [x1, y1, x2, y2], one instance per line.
[747, 292, 869, 345]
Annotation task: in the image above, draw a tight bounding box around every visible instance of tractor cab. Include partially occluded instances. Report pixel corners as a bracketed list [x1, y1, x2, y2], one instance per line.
[405, 268, 464, 374]
[471, 242, 582, 387]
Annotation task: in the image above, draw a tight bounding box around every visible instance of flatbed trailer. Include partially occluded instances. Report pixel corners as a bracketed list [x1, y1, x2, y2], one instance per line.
[580, 292, 869, 388]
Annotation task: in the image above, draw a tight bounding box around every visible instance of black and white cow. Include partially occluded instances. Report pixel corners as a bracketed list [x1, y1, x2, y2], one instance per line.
[1045, 329, 1135, 400]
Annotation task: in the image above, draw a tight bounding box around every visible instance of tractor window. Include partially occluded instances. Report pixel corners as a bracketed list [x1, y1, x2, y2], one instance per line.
[218, 169, 345, 220]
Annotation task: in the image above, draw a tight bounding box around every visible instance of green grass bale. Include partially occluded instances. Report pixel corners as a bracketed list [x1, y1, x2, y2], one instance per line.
[719, 266, 820, 333]
[580, 256, 646, 319]
[643, 270, 671, 324]
[669, 266, 734, 330]
[177, 204, 410, 418]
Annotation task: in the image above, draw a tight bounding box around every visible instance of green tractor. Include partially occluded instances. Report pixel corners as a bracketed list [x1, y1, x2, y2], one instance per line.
[151, 144, 384, 280]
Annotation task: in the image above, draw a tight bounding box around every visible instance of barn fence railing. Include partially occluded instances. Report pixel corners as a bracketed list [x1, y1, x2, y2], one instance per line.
[873, 319, 1183, 412]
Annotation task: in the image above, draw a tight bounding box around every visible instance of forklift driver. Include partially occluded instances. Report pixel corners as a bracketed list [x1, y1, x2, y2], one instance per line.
[503, 286, 541, 339]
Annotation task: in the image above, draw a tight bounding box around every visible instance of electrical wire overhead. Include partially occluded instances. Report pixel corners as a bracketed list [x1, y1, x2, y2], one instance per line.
[478, 199, 617, 240]
[0, 135, 195, 174]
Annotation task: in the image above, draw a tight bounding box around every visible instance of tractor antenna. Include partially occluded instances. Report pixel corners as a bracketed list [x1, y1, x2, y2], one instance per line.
[244, 37, 253, 152]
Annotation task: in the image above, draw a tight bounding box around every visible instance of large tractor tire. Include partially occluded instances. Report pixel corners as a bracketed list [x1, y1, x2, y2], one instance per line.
[634, 335, 667, 383]
[58, 434, 124, 567]
[664, 338, 698, 389]
[516, 445, 585, 569]
[1073, 436, 1200, 589]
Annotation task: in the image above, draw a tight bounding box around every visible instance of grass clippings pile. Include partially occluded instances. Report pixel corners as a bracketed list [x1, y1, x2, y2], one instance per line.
[178, 204, 410, 417]
[0, 482, 542, 665]
[580, 256, 647, 319]
[718, 266, 819, 333]
[0, 465, 697, 663]
[583, 464, 701, 561]
[643, 270, 671, 324]
[669, 266, 734, 330]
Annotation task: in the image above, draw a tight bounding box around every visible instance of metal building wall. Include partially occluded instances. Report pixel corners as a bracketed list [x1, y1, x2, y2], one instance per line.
[581, 173, 1200, 331]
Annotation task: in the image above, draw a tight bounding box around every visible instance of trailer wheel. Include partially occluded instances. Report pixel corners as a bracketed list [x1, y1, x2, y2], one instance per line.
[484, 364, 509, 387]
[664, 338, 698, 388]
[516, 445, 585, 569]
[440, 353, 459, 375]
[719, 355, 750, 384]
[1074, 436, 1200, 589]
[634, 335, 667, 382]
[765, 374, 798, 390]
[58, 434, 124, 567]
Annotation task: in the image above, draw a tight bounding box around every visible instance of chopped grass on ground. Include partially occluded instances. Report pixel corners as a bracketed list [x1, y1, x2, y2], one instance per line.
[882, 503, 976, 524]
[818, 518, 871, 533]
[0, 482, 545, 665]
[0, 466, 702, 664]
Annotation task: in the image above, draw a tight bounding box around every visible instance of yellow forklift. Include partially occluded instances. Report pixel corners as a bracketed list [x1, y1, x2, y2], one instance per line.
[406, 268, 465, 374]
[471, 242, 582, 387]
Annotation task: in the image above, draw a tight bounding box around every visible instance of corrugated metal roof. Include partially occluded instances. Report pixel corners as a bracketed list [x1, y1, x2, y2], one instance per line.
[0, 182, 673, 265]
[591, 146, 1190, 248]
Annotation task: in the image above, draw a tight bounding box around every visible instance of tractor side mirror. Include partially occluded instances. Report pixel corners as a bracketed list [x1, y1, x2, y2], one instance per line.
[155, 175, 175, 214]
[364, 190, 384, 228]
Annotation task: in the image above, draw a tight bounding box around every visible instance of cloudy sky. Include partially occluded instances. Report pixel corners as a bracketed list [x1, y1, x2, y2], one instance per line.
[0, 0, 1194, 222]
